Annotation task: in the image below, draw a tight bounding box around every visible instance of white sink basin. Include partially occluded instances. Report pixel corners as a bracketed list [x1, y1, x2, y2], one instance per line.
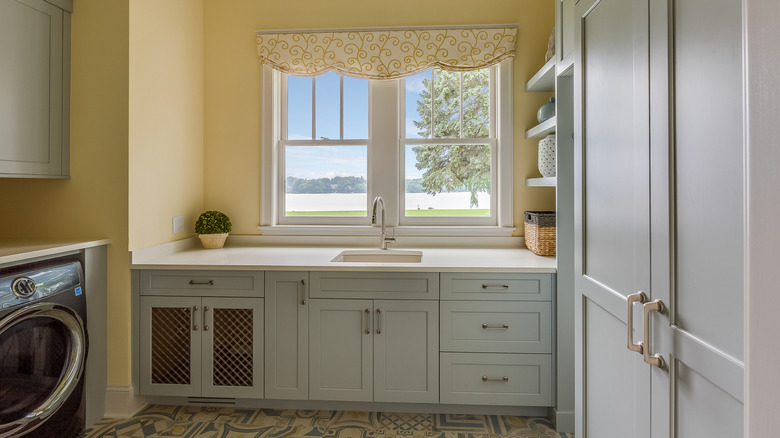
[331, 249, 423, 263]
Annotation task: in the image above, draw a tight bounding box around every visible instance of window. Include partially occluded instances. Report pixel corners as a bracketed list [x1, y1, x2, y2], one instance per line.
[401, 68, 495, 225]
[261, 60, 513, 235]
[280, 72, 369, 224]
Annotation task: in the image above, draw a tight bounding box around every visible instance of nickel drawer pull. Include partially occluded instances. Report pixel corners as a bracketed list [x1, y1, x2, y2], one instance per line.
[300, 279, 307, 305]
[643, 299, 666, 368]
[189, 280, 214, 286]
[627, 292, 647, 354]
[482, 283, 509, 290]
[482, 376, 509, 382]
[364, 308, 371, 334]
[482, 323, 509, 330]
[192, 305, 199, 331]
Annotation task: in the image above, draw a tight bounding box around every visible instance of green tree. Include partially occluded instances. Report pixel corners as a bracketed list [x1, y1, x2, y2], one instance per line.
[412, 69, 491, 208]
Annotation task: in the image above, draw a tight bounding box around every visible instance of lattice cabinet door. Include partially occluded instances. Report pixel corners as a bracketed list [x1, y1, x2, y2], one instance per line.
[139, 296, 203, 396]
[201, 297, 265, 398]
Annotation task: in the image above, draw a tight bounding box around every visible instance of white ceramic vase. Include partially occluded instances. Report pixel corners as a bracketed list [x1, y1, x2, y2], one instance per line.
[538, 134, 556, 177]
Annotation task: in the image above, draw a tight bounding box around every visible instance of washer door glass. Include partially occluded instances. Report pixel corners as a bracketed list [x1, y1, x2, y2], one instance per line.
[0, 304, 86, 435]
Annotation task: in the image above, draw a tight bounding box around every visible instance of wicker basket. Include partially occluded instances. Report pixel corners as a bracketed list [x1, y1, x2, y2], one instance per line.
[198, 233, 228, 249]
[524, 211, 556, 256]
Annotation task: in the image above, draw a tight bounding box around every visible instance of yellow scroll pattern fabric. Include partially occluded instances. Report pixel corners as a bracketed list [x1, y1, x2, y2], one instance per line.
[256, 27, 517, 79]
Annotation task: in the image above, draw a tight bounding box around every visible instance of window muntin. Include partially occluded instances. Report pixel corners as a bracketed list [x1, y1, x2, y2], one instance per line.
[401, 67, 496, 224]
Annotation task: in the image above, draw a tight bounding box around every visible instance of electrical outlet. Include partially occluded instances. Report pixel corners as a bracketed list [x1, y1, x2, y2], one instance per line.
[173, 216, 184, 234]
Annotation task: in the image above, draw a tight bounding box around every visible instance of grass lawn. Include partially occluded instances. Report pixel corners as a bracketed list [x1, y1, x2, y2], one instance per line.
[286, 209, 490, 217]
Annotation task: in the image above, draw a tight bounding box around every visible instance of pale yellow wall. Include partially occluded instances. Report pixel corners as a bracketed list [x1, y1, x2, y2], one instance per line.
[128, 0, 205, 250]
[203, 0, 556, 235]
[0, 0, 131, 385]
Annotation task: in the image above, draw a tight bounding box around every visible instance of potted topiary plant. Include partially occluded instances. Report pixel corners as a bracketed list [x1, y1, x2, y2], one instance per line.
[195, 210, 232, 249]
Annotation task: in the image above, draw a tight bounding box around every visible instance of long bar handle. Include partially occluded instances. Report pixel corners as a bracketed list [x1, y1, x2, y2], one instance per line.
[482, 323, 509, 330]
[482, 283, 509, 290]
[189, 280, 214, 286]
[376, 309, 382, 334]
[203, 306, 210, 331]
[364, 308, 371, 334]
[299, 279, 307, 305]
[191, 305, 199, 331]
[627, 292, 647, 354]
[643, 300, 666, 368]
[482, 376, 509, 382]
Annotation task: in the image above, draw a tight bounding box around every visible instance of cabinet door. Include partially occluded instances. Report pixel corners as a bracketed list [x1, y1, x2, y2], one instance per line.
[309, 299, 373, 402]
[265, 272, 309, 400]
[139, 296, 202, 397]
[374, 300, 438, 404]
[574, 0, 651, 436]
[649, 0, 744, 436]
[201, 297, 264, 398]
[0, 0, 66, 177]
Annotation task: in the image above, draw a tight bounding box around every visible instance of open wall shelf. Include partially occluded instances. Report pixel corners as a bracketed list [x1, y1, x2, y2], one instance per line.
[526, 177, 557, 187]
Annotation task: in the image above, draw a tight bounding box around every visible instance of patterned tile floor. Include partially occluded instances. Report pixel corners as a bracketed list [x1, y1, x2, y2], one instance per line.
[81, 406, 574, 438]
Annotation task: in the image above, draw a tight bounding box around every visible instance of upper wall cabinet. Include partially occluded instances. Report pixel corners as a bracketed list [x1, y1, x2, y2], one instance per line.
[0, 0, 72, 178]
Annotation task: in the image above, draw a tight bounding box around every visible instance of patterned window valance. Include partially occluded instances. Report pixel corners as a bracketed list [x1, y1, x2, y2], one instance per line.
[255, 25, 517, 80]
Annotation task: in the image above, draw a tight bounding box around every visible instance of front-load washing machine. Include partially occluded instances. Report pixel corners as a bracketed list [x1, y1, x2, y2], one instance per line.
[0, 257, 88, 437]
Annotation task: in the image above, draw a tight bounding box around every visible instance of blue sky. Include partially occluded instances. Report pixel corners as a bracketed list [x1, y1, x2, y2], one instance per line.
[286, 71, 431, 180]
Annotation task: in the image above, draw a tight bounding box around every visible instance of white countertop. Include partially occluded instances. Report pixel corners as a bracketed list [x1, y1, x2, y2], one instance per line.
[0, 239, 111, 266]
[131, 239, 556, 273]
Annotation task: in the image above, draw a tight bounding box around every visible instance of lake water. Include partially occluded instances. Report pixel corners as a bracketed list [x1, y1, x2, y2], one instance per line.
[285, 192, 490, 212]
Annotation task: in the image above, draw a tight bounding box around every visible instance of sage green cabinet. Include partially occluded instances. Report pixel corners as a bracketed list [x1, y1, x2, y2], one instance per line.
[265, 271, 309, 400]
[309, 298, 439, 404]
[0, 0, 71, 178]
[139, 295, 264, 398]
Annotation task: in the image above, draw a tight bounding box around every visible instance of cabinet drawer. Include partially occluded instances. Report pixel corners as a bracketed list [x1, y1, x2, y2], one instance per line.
[310, 272, 438, 300]
[440, 273, 552, 301]
[139, 270, 264, 297]
[440, 301, 552, 353]
[440, 353, 552, 406]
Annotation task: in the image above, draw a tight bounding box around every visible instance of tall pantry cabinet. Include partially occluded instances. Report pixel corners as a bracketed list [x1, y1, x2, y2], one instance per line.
[571, 0, 744, 437]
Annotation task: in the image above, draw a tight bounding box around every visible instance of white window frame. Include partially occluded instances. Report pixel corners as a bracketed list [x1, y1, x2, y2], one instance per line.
[260, 60, 514, 237]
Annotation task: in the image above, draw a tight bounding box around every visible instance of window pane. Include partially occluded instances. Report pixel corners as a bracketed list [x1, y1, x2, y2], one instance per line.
[315, 72, 340, 140]
[343, 76, 368, 139]
[284, 145, 367, 217]
[287, 76, 312, 139]
[404, 70, 431, 139]
[462, 69, 490, 138]
[404, 144, 491, 217]
[432, 69, 461, 139]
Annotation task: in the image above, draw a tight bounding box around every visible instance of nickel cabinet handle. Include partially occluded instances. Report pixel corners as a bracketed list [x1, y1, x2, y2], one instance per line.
[299, 279, 307, 305]
[203, 306, 210, 331]
[191, 305, 199, 331]
[189, 280, 214, 286]
[482, 283, 509, 290]
[643, 300, 666, 368]
[482, 376, 509, 382]
[482, 323, 509, 330]
[364, 308, 371, 334]
[376, 309, 382, 334]
[627, 292, 647, 354]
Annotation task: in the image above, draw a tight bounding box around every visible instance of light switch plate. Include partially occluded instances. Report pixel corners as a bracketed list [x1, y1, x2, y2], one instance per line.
[173, 216, 184, 234]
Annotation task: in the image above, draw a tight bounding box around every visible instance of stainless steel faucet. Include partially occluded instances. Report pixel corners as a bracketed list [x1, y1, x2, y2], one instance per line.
[371, 196, 395, 250]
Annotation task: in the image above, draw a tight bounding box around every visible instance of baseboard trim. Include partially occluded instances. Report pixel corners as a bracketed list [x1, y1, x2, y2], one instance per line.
[104, 386, 148, 419]
[143, 396, 548, 417]
[550, 408, 575, 433]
